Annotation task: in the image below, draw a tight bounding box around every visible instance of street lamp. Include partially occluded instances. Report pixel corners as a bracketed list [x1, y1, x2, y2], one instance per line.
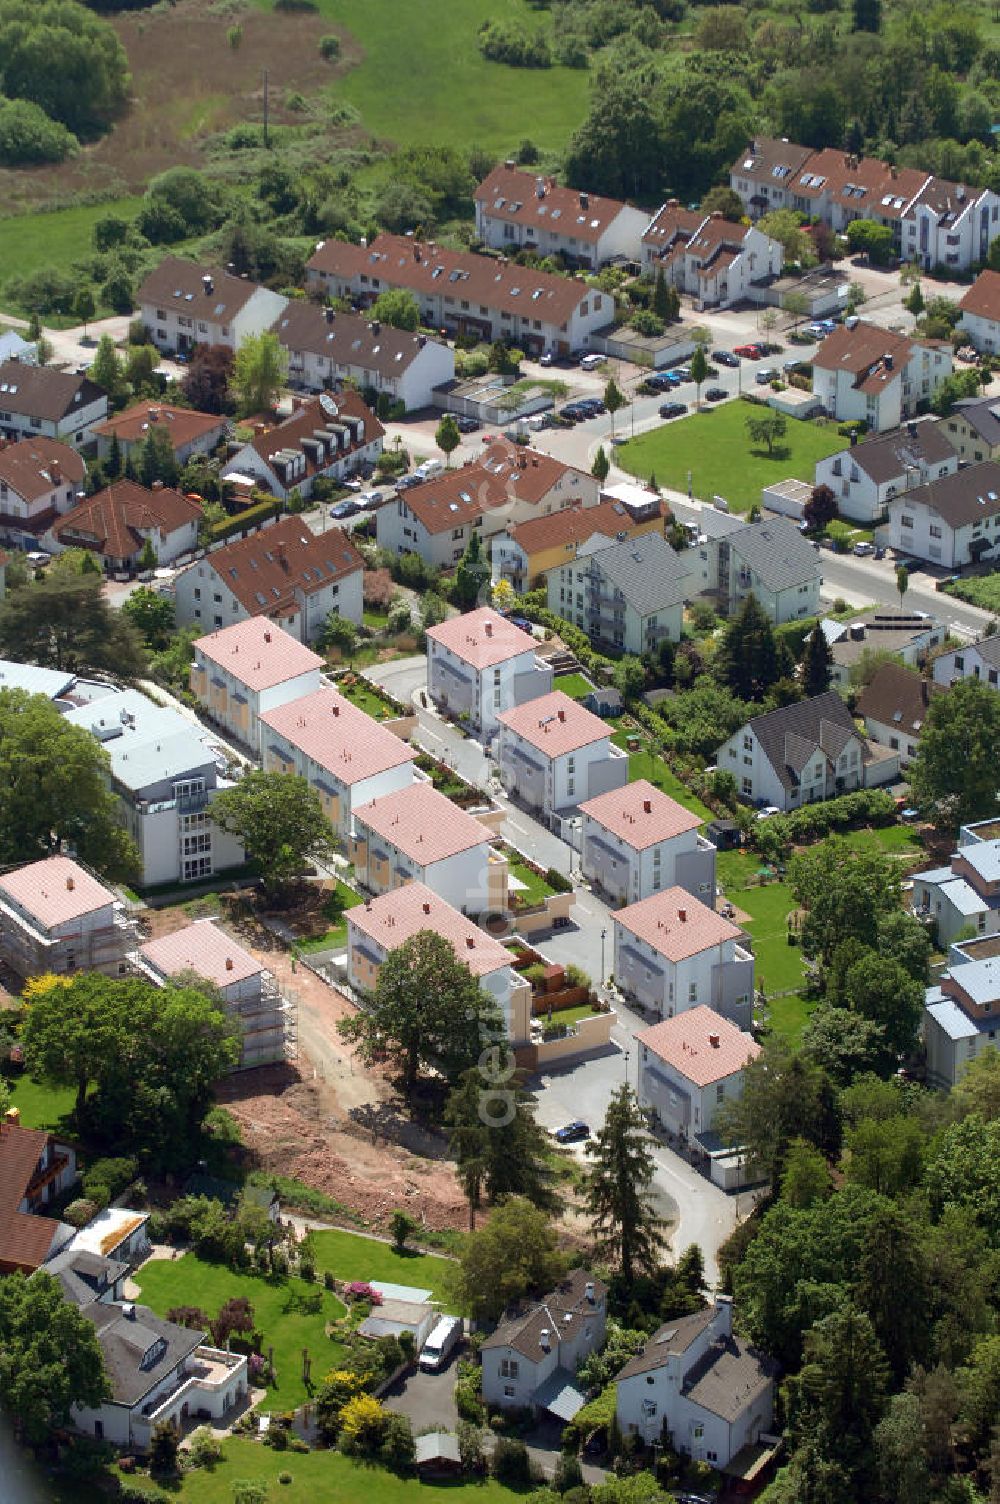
[600, 926, 607, 987]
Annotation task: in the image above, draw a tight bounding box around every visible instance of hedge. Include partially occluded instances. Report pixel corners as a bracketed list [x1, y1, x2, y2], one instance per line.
[750, 788, 897, 856]
[209, 497, 282, 543]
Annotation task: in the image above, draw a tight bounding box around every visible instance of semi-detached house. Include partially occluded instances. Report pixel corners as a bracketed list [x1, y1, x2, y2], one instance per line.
[933, 632, 1000, 691]
[811, 322, 952, 434]
[136, 256, 287, 356]
[0, 436, 84, 549]
[425, 606, 552, 737]
[942, 396, 1000, 464]
[174, 515, 365, 643]
[0, 361, 107, 449]
[260, 685, 415, 841]
[887, 459, 1000, 568]
[579, 779, 717, 908]
[272, 302, 454, 412]
[641, 205, 783, 310]
[612, 887, 754, 1030]
[305, 235, 613, 358]
[492, 494, 663, 594]
[496, 689, 628, 823]
[856, 661, 944, 769]
[191, 617, 324, 756]
[959, 269, 1000, 354]
[222, 391, 383, 503]
[814, 419, 958, 526]
[475, 163, 649, 268]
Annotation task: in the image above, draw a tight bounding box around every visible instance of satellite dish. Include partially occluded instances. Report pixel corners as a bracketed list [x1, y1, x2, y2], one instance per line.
[320, 393, 339, 418]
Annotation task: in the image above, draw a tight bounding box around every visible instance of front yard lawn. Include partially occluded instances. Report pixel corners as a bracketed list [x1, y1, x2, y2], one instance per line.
[308, 1227, 457, 1307]
[336, 678, 399, 720]
[553, 671, 596, 700]
[945, 575, 1000, 613]
[296, 880, 364, 954]
[617, 402, 844, 512]
[3, 1072, 77, 1133]
[135, 1255, 347, 1411]
[503, 847, 558, 906]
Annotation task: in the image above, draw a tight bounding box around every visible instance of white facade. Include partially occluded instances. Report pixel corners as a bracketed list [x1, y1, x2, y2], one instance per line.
[903, 189, 1000, 274]
[579, 792, 717, 908]
[277, 315, 455, 411]
[612, 918, 754, 1031]
[933, 638, 1000, 691]
[911, 836, 1000, 949]
[141, 288, 287, 356]
[475, 179, 649, 269]
[190, 635, 324, 757]
[0, 387, 107, 449]
[496, 718, 627, 822]
[264, 727, 414, 842]
[652, 221, 784, 310]
[223, 426, 382, 504]
[815, 435, 959, 527]
[175, 542, 363, 644]
[716, 696, 894, 812]
[888, 481, 1000, 569]
[547, 548, 684, 655]
[0, 440, 83, 549]
[425, 618, 551, 737]
[481, 1272, 607, 1414]
[958, 306, 1000, 354]
[812, 343, 952, 435]
[350, 812, 496, 916]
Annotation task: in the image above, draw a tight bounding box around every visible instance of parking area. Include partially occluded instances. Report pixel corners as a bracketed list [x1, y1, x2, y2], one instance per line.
[382, 1350, 461, 1432]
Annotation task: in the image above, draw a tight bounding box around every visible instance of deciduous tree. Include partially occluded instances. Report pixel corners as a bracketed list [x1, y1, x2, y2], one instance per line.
[0, 570, 146, 678]
[452, 1196, 566, 1324]
[231, 330, 288, 415]
[435, 413, 461, 466]
[211, 769, 336, 898]
[745, 410, 787, 454]
[909, 676, 1000, 828]
[371, 288, 420, 331]
[0, 1272, 110, 1445]
[788, 838, 903, 968]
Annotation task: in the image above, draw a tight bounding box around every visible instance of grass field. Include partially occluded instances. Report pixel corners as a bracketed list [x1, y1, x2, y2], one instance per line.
[945, 574, 1000, 613]
[3, 1073, 77, 1133]
[296, 880, 364, 954]
[135, 1255, 346, 1412]
[133, 1437, 526, 1502]
[553, 672, 596, 700]
[611, 730, 713, 820]
[309, 1228, 457, 1306]
[618, 403, 845, 512]
[256, 0, 590, 156]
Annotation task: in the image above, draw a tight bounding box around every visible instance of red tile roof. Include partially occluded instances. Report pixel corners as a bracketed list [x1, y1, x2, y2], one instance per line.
[260, 686, 415, 786]
[354, 782, 491, 866]
[0, 856, 114, 929]
[348, 881, 513, 978]
[638, 1004, 760, 1087]
[642, 203, 706, 249]
[140, 918, 261, 989]
[0, 1123, 64, 1273]
[194, 618, 323, 693]
[475, 165, 632, 246]
[580, 780, 702, 851]
[614, 886, 742, 963]
[246, 391, 383, 482]
[401, 442, 587, 536]
[497, 689, 610, 758]
[507, 496, 650, 557]
[960, 269, 1000, 326]
[0, 437, 84, 504]
[201, 515, 364, 618]
[50, 480, 201, 561]
[812, 322, 915, 392]
[92, 401, 226, 453]
[426, 607, 536, 670]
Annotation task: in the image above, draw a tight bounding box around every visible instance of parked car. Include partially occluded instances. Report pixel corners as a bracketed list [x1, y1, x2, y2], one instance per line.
[675, 365, 692, 380]
[645, 372, 675, 392]
[539, 351, 554, 367]
[704, 386, 727, 401]
[419, 1315, 463, 1372]
[580, 352, 604, 370]
[454, 415, 479, 433]
[25, 550, 52, 568]
[714, 349, 740, 367]
[330, 499, 359, 519]
[396, 473, 423, 490]
[756, 805, 781, 820]
[853, 540, 875, 556]
[356, 490, 383, 509]
[554, 1121, 590, 1144]
[734, 343, 762, 358]
[756, 367, 780, 384]
[658, 401, 687, 420]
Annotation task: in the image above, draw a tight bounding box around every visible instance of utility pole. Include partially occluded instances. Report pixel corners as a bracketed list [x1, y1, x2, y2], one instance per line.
[262, 68, 269, 149]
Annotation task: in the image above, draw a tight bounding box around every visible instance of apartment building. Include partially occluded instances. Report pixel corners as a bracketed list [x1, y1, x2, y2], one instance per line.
[637, 1005, 761, 1146]
[579, 780, 716, 907]
[0, 856, 135, 982]
[612, 887, 754, 1029]
[546, 531, 689, 654]
[190, 617, 324, 755]
[272, 301, 454, 412]
[641, 205, 783, 309]
[425, 606, 551, 736]
[136, 257, 287, 356]
[491, 494, 663, 594]
[221, 391, 383, 503]
[496, 689, 628, 822]
[811, 323, 952, 434]
[887, 459, 1000, 568]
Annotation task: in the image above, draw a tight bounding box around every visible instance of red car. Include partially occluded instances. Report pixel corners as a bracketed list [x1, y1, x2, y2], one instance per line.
[734, 342, 763, 358]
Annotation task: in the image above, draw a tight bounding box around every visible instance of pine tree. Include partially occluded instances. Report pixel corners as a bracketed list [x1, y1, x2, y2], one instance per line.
[592, 445, 610, 482]
[453, 531, 490, 609]
[445, 1069, 555, 1230]
[584, 1084, 665, 1283]
[715, 593, 782, 700]
[802, 621, 833, 698]
[652, 266, 670, 322]
[107, 431, 122, 480]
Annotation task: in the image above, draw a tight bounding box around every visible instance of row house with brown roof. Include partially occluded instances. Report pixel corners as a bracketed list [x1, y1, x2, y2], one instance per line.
[496, 689, 628, 824]
[888, 458, 1000, 567]
[44, 479, 202, 572]
[260, 685, 416, 841]
[0, 360, 108, 450]
[474, 163, 649, 268]
[347, 882, 532, 1044]
[93, 401, 228, 467]
[958, 268, 1000, 353]
[491, 493, 662, 593]
[190, 617, 324, 755]
[137, 256, 287, 356]
[0, 436, 85, 549]
[814, 417, 958, 525]
[580, 779, 717, 908]
[0, 856, 136, 982]
[425, 606, 551, 736]
[272, 302, 454, 412]
[811, 321, 952, 433]
[613, 889, 754, 1030]
[174, 515, 365, 643]
[222, 391, 383, 503]
[0, 1120, 77, 1275]
[641, 206, 783, 310]
[305, 235, 614, 359]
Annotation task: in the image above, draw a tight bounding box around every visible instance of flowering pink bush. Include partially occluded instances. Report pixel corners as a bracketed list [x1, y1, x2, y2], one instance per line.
[344, 1281, 382, 1305]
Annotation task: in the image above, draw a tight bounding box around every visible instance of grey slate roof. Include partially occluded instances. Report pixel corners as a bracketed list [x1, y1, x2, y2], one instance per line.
[961, 635, 1000, 670]
[727, 518, 820, 594]
[849, 420, 955, 483]
[615, 1308, 716, 1379]
[481, 1268, 605, 1361]
[591, 532, 689, 616]
[46, 1247, 126, 1310]
[88, 1302, 205, 1408]
[415, 1432, 462, 1466]
[953, 396, 1000, 448]
[899, 459, 1000, 529]
[681, 1333, 778, 1423]
[743, 690, 863, 797]
[272, 300, 434, 376]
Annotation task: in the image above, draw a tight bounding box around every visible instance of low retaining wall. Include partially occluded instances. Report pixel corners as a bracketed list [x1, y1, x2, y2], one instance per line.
[515, 1010, 615, 1070]
[513, 891, 575, 936]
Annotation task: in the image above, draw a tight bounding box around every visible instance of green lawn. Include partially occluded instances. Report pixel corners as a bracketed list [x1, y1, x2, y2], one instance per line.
[617, 403, 845, 512]
[503, 847, 557, 906]
[611, 731, 713, 820]
[548, 1000, 599, 1028]
[3, 1072, 77, 1133]
[0, 197, 144, 317]
[254, 0, 589, 156]
[134, 1436, 526, 1502]
[134, 1255, 347, 1411]
[337, 679, 397, 720]
[297, 880, 364, 954]
[553, 671, 596, 700]
[309, 1227, 457, 1307]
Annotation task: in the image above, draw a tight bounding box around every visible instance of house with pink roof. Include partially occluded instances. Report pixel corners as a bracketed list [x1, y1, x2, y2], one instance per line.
[260, 686, 415, 840]
[136, 918, 290, 1069]
[496, 689, 627, 825]
[347, 882, 532, 1043]
[191, 618, 324, 756]
[0, 856, 136, 981]
[612, 887, 754, 1029]
[350, 782, 507, 916]
[637, 1005, 760, 1150]
[425, 606, 551, 736]
[579, 780, 716, 907]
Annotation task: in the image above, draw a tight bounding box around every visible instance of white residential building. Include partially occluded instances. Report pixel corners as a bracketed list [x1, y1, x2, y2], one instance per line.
[305, 235, 615, 360]
[856, 662, 944, 768]
[546, 531, 689, 654]
[637, 1005, 761, 1146]
[0, 437, 85, 550]
[933, 633, 1000, 691]
[641, 206, 783, 310]
[260, 685, 415, 841]
[0, 361, 108, 449]
[716, 690, 897, 812]
[425, 606, 551, 736]
[616, 1297, 775, 1469]
[475, 164, 649, 268]
[190, 617, 324, 755]
[924, 934, 1000, 1089]
[136, 256, 287, 356]
[45, 480, 202, 573]
[912, 831, 1000, 949]
[811, 323, 952, 434]
[221, 392, 383, 503]
[174, 515, 365, 642]
[496, 689, 628, 823]
[813, 420, 958, 526]
[137, 919, 291, 1068]
[63, 689, 245, 888]
[579, 780, 716, 908]
[491, 493, 663, 594]
[959, 269, 1000, 353]
[347, 881, 532, 1044]
[481, 1270, 607, 1418]
[0, 857, 135, 982]
[350, 781, 506, 917]
[694, 518, 821, 624]
[612, 887, 754, 1030]
[903, 177, 1000, 274]
[888, 460, 1000, 568]
[272, 301, 454, 411]
[93, 402, 228, 468]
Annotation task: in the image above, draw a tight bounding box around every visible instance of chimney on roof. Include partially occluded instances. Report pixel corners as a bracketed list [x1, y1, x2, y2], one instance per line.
[202, 274, 214, 296]
[667, 198, 679, 208]
[422, 902, 431, 914]
[466, 936, 475, 949]
[226, 957, 234, 972]
[710, 210, 723, 220]
[277, 542, 288, 568]
[709, 1033, 720, 1048]
[484, 621, 493, 637]
[66, 876, 75, 891]
[536, 177, 546, 199]
[643, 799, 652, 814]
[332, 703, 339, 716]
[890, 164, 898, 180]
[264, 629, 271, 642]
[883, 353, 894, 371]
[580, 192, 589, 209]
[370, 320, 381, 336]
[585, 1281, 595, 1304]
[557, 708, 566, 722]
[678, 907, 687, 922]
[540, 1328, 551, 1351]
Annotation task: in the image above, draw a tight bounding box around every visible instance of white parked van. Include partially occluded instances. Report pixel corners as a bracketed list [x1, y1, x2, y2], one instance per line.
[419, 1315, 462, 1372]
[416, 458, 444, 481]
